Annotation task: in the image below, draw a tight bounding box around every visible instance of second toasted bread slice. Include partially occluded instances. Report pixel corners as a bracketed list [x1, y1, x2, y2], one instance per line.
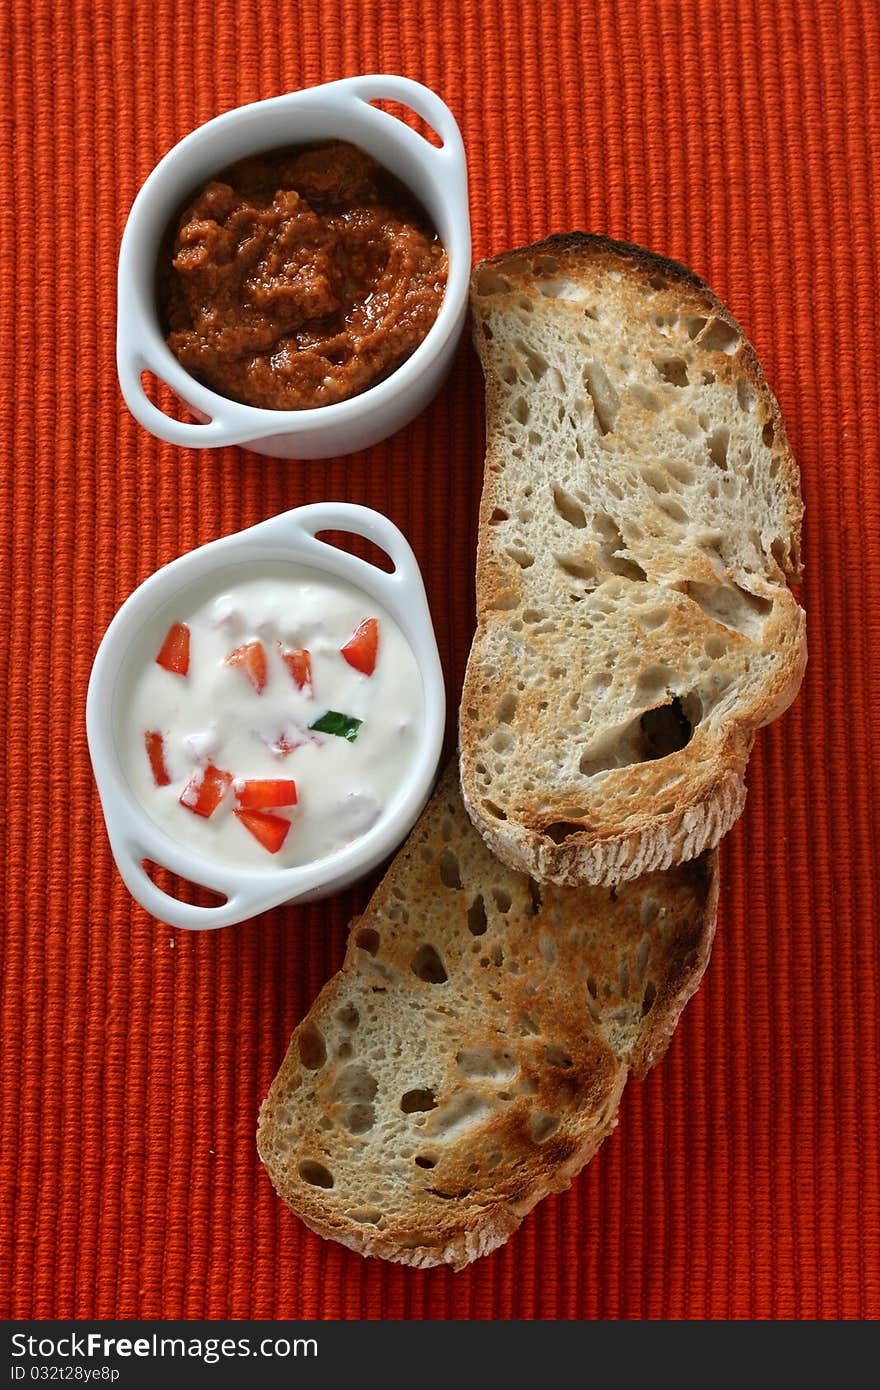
[460, 234, 806, 885]
[257, 763, 717, 1270]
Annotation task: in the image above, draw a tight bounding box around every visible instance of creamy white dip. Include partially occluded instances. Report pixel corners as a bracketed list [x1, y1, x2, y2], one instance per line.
[118, 562, 424, 869]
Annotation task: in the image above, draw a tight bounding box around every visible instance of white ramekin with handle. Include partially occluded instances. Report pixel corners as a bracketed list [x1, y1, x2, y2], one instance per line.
[117, 74, 470, 459]
[87, 503, 445, 930]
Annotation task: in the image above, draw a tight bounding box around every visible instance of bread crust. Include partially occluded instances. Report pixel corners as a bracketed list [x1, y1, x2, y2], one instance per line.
[257, 764, 718, 1269]
[460, 233, 807, 886]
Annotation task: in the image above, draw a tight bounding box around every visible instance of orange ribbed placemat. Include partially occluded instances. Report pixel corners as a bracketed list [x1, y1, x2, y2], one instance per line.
[1, 0, 878, 1320]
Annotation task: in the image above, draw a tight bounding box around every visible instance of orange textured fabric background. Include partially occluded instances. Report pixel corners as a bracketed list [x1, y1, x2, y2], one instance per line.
[1, 0, 878, 1321]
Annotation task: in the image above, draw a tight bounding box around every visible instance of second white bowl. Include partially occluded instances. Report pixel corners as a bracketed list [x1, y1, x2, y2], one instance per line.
[87, 504, 446, 929]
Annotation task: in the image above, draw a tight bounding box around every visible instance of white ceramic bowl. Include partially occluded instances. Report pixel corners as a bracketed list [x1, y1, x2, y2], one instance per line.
[87, 503, 445, 929]
[117, 75, 471, 459]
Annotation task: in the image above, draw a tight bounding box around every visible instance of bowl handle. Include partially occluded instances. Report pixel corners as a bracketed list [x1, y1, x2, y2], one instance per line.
[128, 864, 244, 931]
[256, 502, 429, 609]
[112, 834, 292, 932]
[337, 76, 468, 209]
[115, 343, 260, 450]
[337, 74, 466, 163]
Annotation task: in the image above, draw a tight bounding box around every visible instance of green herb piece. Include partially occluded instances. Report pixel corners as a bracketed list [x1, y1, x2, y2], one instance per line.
[309, 710, 363, 743]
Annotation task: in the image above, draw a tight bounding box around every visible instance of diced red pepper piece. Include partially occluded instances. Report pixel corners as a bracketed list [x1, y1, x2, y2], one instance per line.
[179, 763, 232, 818]
[155, 622, 190, 676]
[281, 646, 312, 691]
[234, 808, 291, 854]
[341, 618, 379, 676]
[235, 779, 298, 810]
[225, 640, 267, 694]
[144, 730, 171, 787]
[265, 730, 304, 758]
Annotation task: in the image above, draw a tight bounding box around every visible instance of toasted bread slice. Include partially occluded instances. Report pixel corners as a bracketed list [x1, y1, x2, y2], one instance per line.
[257, 763, 718, 1270]
[460, 234, 806, 886]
